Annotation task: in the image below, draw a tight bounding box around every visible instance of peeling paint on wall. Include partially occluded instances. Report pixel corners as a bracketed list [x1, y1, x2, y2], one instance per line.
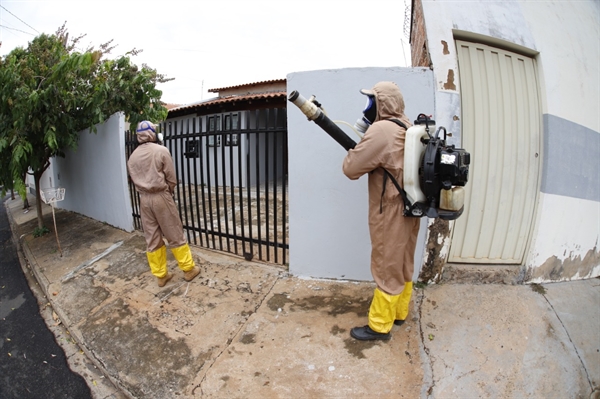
[419, 219, 450, 283]
[441, 40, 450, 55]
[443, 69, 456, 90]
[527, 245, 600, 283]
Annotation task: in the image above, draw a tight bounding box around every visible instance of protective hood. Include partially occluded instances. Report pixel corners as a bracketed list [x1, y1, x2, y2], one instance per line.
[136, 121, 158, 144]
[361, 81, 406, 123]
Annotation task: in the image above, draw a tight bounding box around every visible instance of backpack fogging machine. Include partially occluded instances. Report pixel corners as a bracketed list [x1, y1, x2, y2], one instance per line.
[288, 90, 470, 220]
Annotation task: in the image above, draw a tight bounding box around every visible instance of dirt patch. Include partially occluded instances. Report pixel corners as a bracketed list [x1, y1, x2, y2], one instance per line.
[330, 325, 347, 336]
[267, 292, 371, 318]
[441, 264, 523, 284]
[240, 333, 256, 344]
[342, 337, 382, 359]
[530, 283, 547, 295]
[266, 293, 293, 311]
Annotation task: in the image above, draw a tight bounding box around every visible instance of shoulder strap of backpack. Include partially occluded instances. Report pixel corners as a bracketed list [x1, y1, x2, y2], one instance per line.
[381, 168, 413, 214]
[387, 118, 408, 130]
[379, 119, 413, 215]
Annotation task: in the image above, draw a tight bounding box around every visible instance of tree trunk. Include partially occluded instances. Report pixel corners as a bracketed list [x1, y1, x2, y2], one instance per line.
[34, 171, 44, 229]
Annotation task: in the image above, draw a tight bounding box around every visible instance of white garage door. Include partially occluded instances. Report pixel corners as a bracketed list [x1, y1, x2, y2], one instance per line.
[449, 40, 541, 264]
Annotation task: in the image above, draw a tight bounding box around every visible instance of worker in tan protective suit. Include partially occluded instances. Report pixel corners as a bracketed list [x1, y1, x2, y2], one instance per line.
[343, 82, 420, 340]
[127, 121, 200, 287]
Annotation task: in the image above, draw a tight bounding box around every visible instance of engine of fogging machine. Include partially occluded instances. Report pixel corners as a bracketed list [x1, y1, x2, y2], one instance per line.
[288, 90, 470, 220]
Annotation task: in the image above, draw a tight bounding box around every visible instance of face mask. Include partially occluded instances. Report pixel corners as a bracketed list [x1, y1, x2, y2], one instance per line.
[157, 133, 164, 142]
[353, 95, 377, 135]
[362, 95, 377, 124]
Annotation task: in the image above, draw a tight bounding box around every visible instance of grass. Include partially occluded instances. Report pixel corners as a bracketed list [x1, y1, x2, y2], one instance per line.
[33, 226, 50, 237]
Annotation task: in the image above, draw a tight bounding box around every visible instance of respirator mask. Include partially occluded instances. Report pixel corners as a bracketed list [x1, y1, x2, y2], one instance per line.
[353, 93, 377, 135]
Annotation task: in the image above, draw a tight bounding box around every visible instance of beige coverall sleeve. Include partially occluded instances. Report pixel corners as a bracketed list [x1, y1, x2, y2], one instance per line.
[160, 149, 177, 195]
[342, 125, 388, 179]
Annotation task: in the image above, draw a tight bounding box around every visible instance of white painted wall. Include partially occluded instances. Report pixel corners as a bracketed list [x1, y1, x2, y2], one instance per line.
[287, 67, 434, 282]
[422, 0, 599, 133]
[520, 1, 599, 133]
[527, 193, 600, 282]
[47, 113, 134, 231]
[520, 1, 599, 278]
[420, 0, 600, 280]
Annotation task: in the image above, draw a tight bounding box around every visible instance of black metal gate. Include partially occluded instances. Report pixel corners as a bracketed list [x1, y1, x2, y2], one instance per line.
[125, 108, 289, 265]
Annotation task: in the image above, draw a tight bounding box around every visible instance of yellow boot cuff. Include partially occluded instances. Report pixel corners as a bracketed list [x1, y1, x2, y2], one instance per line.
[171, 243, 195, 272]
[395, 281, 414, 321]
[147, 246, 167, 278]
[368, 288, 400, 334]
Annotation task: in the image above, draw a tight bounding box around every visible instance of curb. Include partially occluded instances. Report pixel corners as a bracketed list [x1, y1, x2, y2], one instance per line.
[5, 200, 130, 399]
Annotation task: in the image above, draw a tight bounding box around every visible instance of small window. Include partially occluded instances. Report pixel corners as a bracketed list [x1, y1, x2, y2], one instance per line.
[208, 115, 221, 132]
[224, 113, 239, 130]
[207, 135, 221, 147]
[225, 133, 239, 146]
[207, 115, 222, 147]
[224, 113, 239, 146]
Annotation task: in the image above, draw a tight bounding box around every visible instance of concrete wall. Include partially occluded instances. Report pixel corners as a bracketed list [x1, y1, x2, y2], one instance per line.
[48, 113, 134, 232]
[286, 67, 434, 282]
[417, 0, 600, 281]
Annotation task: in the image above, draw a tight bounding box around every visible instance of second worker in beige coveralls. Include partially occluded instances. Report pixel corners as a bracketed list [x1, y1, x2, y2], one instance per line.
[127, 121, 200, 287]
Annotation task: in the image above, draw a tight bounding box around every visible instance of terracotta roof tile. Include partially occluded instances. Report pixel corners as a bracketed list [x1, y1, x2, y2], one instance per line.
[168, 91, 286, 114]
[208, 79, 286, 93]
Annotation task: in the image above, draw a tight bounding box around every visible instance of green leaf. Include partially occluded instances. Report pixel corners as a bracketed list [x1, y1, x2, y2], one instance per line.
[0, 27, 167, 199]
[13, 144, 24, 162]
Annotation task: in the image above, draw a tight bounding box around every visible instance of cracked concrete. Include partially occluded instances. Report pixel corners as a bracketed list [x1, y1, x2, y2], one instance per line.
[6, 194, 600, 399]
[418, 283, 597, 398]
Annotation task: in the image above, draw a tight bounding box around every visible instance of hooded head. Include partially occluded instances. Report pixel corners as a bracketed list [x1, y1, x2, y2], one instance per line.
[359, 81, 406, 123]
[136, 121, 159, 144]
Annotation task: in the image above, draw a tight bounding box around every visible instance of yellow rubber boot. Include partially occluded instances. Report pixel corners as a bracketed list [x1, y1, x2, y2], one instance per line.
[171, 243, 195, 271]
[171, 243, 200, 282]
[147, 246, 169, 280]
[368, 288, 401, 334]
[394, 281, 413, 325]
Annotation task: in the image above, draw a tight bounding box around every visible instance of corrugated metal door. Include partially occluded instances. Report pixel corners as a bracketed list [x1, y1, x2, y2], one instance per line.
[449, 41, 541, 264]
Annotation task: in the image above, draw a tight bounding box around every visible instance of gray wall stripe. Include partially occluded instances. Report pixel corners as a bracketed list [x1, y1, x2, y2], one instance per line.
[541, 114, 599, 202]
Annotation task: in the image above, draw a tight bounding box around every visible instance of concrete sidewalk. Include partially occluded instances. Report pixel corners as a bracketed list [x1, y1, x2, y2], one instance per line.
[6, 195, 599, 399]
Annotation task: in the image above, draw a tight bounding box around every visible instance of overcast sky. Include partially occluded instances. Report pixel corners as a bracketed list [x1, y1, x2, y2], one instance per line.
[0, 0, 412, 105]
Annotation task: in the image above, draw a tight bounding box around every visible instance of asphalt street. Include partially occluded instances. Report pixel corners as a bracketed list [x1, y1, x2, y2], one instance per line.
[0, 195, 92, 399]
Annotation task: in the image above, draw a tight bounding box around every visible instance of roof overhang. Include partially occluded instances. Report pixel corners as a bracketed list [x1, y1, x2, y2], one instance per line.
[167, 91, 287, 118]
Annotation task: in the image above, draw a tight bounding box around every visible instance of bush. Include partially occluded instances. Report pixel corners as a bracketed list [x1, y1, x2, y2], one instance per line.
[33, 226, 50, 237]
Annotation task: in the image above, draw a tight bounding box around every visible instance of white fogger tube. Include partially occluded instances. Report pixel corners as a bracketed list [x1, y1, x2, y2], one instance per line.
[288, 90, 357, 151]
